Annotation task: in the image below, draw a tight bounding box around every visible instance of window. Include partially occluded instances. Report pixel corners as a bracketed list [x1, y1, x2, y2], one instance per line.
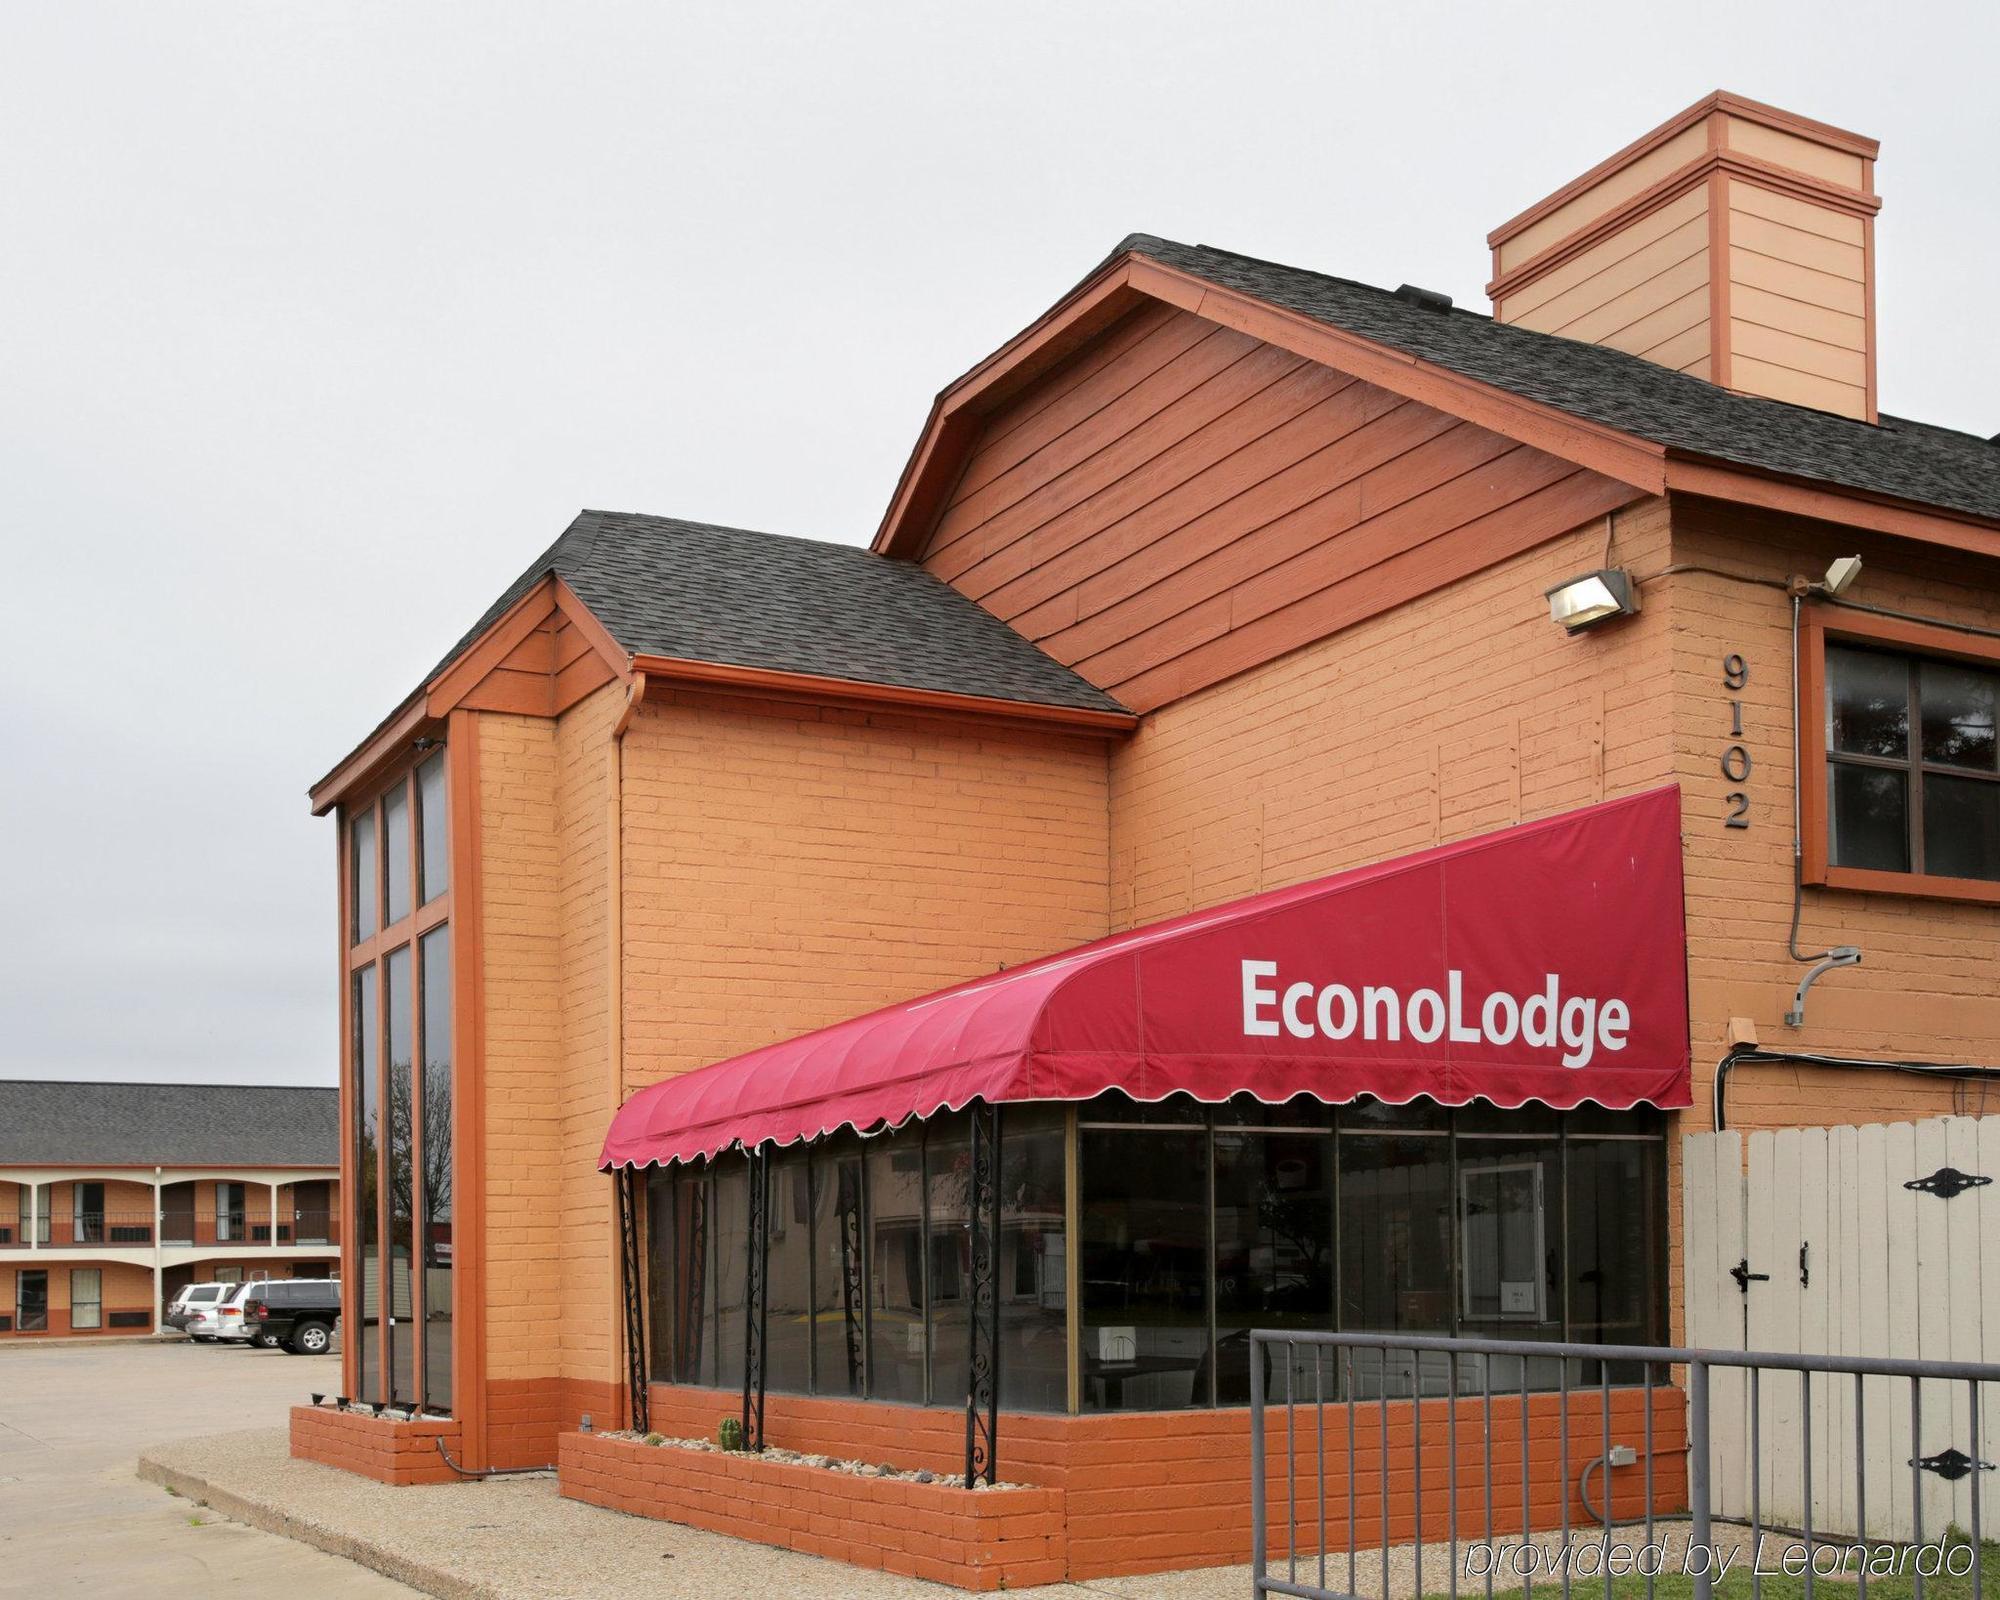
[1808, 613, 2000, 900]
[70, 1269, 102, 1331]
[344, 754, 453, 1411]
[17, 1270, 47, 1333]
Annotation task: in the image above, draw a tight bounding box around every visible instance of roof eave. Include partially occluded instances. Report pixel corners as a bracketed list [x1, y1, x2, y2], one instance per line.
[1664, 454, 2000, 561]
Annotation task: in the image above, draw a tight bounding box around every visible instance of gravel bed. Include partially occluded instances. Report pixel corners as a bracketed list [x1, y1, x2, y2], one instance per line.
[603, 1428, 1028, 1489]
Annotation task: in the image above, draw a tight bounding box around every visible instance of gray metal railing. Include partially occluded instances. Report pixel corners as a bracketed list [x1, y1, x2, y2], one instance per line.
[1249, 1330, 2000, 1600]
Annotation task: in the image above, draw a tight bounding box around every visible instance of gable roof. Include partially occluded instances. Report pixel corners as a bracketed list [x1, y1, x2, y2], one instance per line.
[1114, 234, 2000, 524]
[0, 1081, 338, 1168]
[449, 510, 1126, 715]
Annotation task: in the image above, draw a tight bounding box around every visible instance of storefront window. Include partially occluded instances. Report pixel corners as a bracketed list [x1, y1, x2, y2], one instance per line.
[419, 923, 453, 1413]
[713, 1158, 748, 1392]
[1215, 1125, 1333, 1402]
[765, 1149, 812, 1394]
[1080, 1125, 1209, 1411]
[866, 1128, 925, 1404]
[1457, 1130, 1565, 1391]
[385, 944, 415, 1405]
[416, 750, 448, 904]
[649, 1166, 714, 1386]
[998, 1108, 1067, 1412]
[810, 1142, 865, 1397]
[1566, 1136, 1665, 1382]
[352, 964, 379, 1403]
[924, 1116, 971, 1407]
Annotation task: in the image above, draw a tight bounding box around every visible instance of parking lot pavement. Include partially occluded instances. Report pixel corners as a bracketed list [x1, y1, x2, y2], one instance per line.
[0, 1336, 417, 1596]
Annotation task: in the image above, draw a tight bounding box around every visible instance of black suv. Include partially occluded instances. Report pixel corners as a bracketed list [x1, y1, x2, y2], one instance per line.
[243, 1280, 341, 1355]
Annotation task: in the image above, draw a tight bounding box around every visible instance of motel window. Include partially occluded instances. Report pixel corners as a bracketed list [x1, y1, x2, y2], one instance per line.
[764, 1149, 812, 1394]
[1811, 619, 2000, 899]
[70, 1268, 102, 1331]
[343, 753, 454, 1413]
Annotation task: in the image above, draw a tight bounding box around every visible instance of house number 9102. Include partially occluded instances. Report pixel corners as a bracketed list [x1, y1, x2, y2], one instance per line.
[1721, 653, 1751, 828]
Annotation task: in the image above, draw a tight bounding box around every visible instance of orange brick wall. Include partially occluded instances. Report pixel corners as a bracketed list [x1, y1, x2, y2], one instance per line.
[616, 686, 1112, 1093]
[1107, 497, 1673, 927]
[290, 1403, 466, 1486]
[561, 1430, 1069, 1590]
[640, 1383, 1684, 1580]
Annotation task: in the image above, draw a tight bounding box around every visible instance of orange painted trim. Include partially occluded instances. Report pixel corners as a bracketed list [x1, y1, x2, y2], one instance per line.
[626, 652, 1138, 732]
[551, 580, 632, 684]
[336, 810, 357, 1404]
[1800, 604, 2000, 906]
[874, 255, 1669, 560]
[1861, 210, 1879, 425]
[1487, 90, 1876, 251]
[426, 579, 563, 716]
[1666, 461, 2000, 561]
[446, 709, 489, 1468]
[1486, 148, 1879, 306]
[309, 696, 434, 818]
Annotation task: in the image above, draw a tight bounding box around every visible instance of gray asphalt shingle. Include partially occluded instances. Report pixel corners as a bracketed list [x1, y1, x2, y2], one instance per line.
[0, 1081, 337, 1167]
[1114, 233, 2000, 523]
[438, 511, 1129, 715]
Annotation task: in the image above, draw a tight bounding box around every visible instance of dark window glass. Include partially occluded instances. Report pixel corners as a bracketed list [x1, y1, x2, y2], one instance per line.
[1341, 1096, 1451, 1132]
[924, 1116, 971, 1407]
[352, 965, 380, 1403]
[865, 1129, 925, 1403]
[70, 1268, 101, 1330]
[1829, 763, 1910, 872]
[383, 783, 412, 927]
[1923, 775, 2000, 881]
[656, 1169, 714, 1386]
[1213, 1128, 1333, 1403]
[351, 811, 377, 944]
[419, 923, 452, 1413]
[713, 1159, 748, 1392]
[1566, 1138, 1665, 1382]
[1078, 1090, 1207, 1126]
[1920, 659, 1999, 771]
[1828, 647, 1909, 758]
[385, 944, 415, 1405]
[1458, 1135, 1564, 1391]
[1080, 1129, 1208, 1411]
[997, 1107, 1067, 1413]
[1456, 1100, 1560, 1136]
[1563, 1103, 1665, 1137]
[1216, 1093, 1330, 1127]
[810, 1144, 866, 1396]
[764, 1149, 812, 1394]
[1339, 1134, 1451, 1396]
[16, 1270, 47, 1333]
[417, 752, 448, 904]
[645, 1174, 677, 1380]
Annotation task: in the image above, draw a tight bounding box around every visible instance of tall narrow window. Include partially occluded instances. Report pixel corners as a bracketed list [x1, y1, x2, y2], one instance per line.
[351, 811, 377, 943]
[16, 1270, 48, 1333]
[865, 1128, 925, 1403]
[810, 1143, 865, 1396]
[924, 1115, 971, 1405]
[385, 943, 416, 1405]
[997, 1107, 1067, 1413]
[764, 1148, 812, 1393]
[419, 923, 453, 1413]
[713, 1159, 748, 1392]
[1339, 1131, 1451, 1396]
[1214, 1119, 1333, 1402]
[382, 783, 412, 927]
[417, 752, 448, 905]
[69, 1268, 101, 1331]
[352, 964, 380, 1404]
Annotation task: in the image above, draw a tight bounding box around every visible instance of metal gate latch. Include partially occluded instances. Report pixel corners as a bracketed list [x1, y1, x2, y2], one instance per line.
[1730, 1259, 1771, 1293]
[1905, 1167, 1992, 1201]
[1910, 1448, 1996, 1481]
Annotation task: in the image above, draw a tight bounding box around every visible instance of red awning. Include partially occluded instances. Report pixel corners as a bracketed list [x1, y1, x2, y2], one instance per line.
[600, 787, 1691, 1170]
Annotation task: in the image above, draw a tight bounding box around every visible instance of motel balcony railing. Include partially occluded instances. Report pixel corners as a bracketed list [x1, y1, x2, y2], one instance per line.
[0, 1210, 341, 1250]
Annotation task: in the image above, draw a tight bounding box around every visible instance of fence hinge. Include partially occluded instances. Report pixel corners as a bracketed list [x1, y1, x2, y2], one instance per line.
[1905, 1166, 1992, 1201]
[1730, 1258, 1771, 1294]
[1910, 1448, 1997, 1481]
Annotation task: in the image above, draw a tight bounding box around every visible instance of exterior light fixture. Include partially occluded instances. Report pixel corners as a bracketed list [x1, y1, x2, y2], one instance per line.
[1545, 569, 1639, 633]
[1821, 555, 1863, 596]
[310, 1392, 325, 1406]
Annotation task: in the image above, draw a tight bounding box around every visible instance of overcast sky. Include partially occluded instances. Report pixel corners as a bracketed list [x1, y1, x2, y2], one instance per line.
[2, 2, 1994, 1087]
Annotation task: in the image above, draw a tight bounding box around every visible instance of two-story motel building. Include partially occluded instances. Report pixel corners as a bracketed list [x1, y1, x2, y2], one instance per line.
[295, 92, 2000, 1585]
[0, 1080, 339, 1336]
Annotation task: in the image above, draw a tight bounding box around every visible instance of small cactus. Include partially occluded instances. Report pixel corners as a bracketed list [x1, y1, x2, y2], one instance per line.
[716, 1415, 745, 1452]
[643, 1432, 665, 1446]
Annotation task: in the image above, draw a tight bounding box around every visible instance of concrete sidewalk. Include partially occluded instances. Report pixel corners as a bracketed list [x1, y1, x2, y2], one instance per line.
[138, 1425, 1737, 1600]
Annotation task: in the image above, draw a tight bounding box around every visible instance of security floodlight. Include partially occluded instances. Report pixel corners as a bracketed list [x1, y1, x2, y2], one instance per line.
[1545, 569, 1639, 633]
[1823, 555, 1863, 596]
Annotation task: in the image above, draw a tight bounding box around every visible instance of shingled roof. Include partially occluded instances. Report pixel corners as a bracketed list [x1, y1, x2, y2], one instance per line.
[1114, 234, 2000, 524]
[438, 511, 1127, 716]
[0, 1081, 337, 1168]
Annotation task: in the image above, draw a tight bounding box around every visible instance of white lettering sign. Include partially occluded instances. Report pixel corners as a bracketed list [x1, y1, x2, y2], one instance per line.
[1239, 960, 1631, 1069]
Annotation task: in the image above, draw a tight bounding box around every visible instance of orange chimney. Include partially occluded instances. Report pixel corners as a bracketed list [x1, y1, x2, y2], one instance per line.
[1488, 92, 1880, 422]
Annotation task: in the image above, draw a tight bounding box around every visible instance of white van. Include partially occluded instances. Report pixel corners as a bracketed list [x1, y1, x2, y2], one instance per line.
[168, 1282, 227, 1338]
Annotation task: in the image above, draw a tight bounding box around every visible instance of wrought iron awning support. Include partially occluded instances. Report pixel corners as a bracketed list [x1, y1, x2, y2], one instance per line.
[615, 1168, 650, 1434]
[742, 1145, 771, 1452]
[964, 1101, 1001, 1489]
[839, 1158, 865, 1393]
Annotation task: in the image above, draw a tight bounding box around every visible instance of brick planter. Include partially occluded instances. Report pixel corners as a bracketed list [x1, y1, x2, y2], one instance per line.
[557, 1430, 1067, 1591]
[290, 1403, 466, 1486]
